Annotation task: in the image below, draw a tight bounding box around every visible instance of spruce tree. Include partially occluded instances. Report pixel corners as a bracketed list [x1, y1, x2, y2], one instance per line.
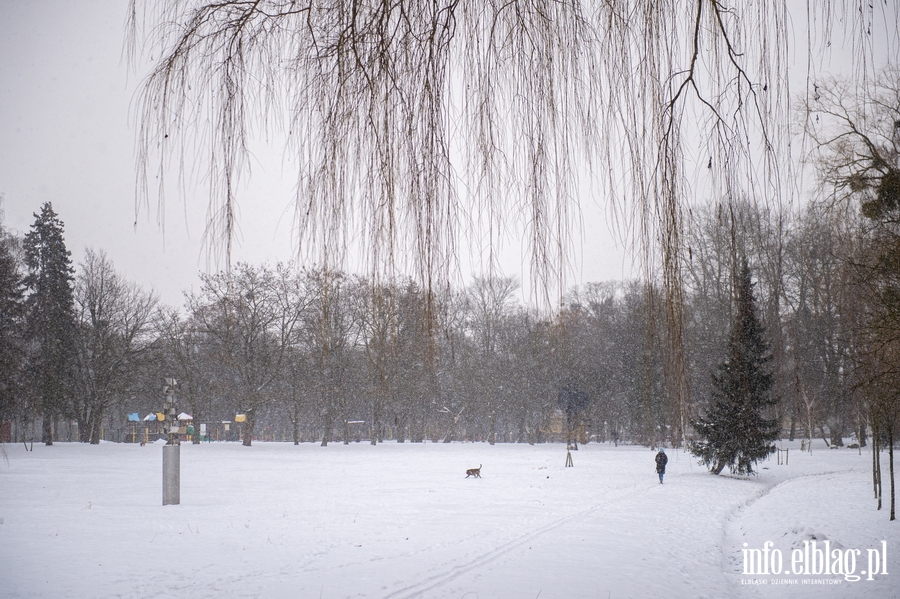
[23, 203, 77, 445]
[0, 226, 26, 429]
[691, 258, 779, 475]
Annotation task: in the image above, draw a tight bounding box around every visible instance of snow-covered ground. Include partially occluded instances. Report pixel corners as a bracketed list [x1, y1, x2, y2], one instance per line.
[0, 439, 896, 599]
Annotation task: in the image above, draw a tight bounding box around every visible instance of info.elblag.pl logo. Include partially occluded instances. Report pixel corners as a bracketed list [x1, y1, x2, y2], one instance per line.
[741, 540, 889, 583]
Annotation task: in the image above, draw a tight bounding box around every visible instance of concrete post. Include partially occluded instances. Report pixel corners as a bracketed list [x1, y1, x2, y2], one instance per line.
[162, 378, 180, 505]
[163, 443, 180, 505]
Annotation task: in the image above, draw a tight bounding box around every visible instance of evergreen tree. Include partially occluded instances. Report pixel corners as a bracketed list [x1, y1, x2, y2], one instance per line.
[691, 258, 779, 475]
[0, 225, 26, 429]
[23, 203, 77, 445]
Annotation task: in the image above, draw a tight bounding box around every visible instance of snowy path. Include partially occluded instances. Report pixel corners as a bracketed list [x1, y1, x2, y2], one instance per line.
[0, 441, 896, 598]
[725, 454, 898, 599]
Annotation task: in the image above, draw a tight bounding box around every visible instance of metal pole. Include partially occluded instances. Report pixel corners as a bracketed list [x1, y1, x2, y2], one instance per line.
[162, 378, 180, 506]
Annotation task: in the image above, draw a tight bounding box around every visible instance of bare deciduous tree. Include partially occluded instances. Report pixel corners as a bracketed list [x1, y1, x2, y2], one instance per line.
[154, 306, 219, 444]
[805, 67, 900, 519]
[189, 263, 304, 446]
[73, 249, 157, 444]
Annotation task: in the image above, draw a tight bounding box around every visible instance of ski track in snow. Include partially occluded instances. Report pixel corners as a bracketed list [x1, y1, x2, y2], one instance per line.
[381, 482, 649, 599]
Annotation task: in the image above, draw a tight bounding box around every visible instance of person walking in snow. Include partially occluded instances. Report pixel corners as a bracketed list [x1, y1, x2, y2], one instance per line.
[655, 447, 668, 484]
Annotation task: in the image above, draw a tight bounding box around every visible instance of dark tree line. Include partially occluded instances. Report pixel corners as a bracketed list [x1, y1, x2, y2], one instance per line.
[0, 198, 889, 453]
[1, 203, 157, 446]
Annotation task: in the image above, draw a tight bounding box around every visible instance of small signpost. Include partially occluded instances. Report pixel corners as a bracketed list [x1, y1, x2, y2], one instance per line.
[162, 378, 180, 506]
[776, 448, 789, 465]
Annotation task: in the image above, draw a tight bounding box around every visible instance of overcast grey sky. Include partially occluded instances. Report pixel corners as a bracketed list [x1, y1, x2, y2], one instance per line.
[1, 1, 895, 308]
[0, 0, 635, 308]
[0, 0, 311, 308]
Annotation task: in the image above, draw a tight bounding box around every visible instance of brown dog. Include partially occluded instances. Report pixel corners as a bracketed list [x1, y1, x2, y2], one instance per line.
[465, 464, 482, 478]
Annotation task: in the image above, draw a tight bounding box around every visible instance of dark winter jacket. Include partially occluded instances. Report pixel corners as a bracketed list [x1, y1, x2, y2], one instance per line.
[655, 451, 668, 474]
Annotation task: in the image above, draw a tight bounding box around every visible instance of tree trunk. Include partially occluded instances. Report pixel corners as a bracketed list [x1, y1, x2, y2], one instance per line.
[872, 423, 880, 499]
[873, 425, 880, 499]
[818, 424, 831, 448]
[830, 421, 844, 447]
[77, 415, 90, 443]
[488, 411, 496, 445]
[395, 415, 405, 443]
[21, 412, 30, 450]
[42, 407, 53, 446]
[889, 425, 895, 521]
[242, 409, 254, 446]
[89, 408, 103, 445]
[517, 415, 527, 444]
[712, 461, 726, 475]
[443, 410, 458, 443]
[412, 398, 425, 443]
[321, 409, 332, 447]
[566, 412, 578, 450]
[371, 392, 383, 446]
[192, 409, 201, 444]
[876, 431, 883, 510]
